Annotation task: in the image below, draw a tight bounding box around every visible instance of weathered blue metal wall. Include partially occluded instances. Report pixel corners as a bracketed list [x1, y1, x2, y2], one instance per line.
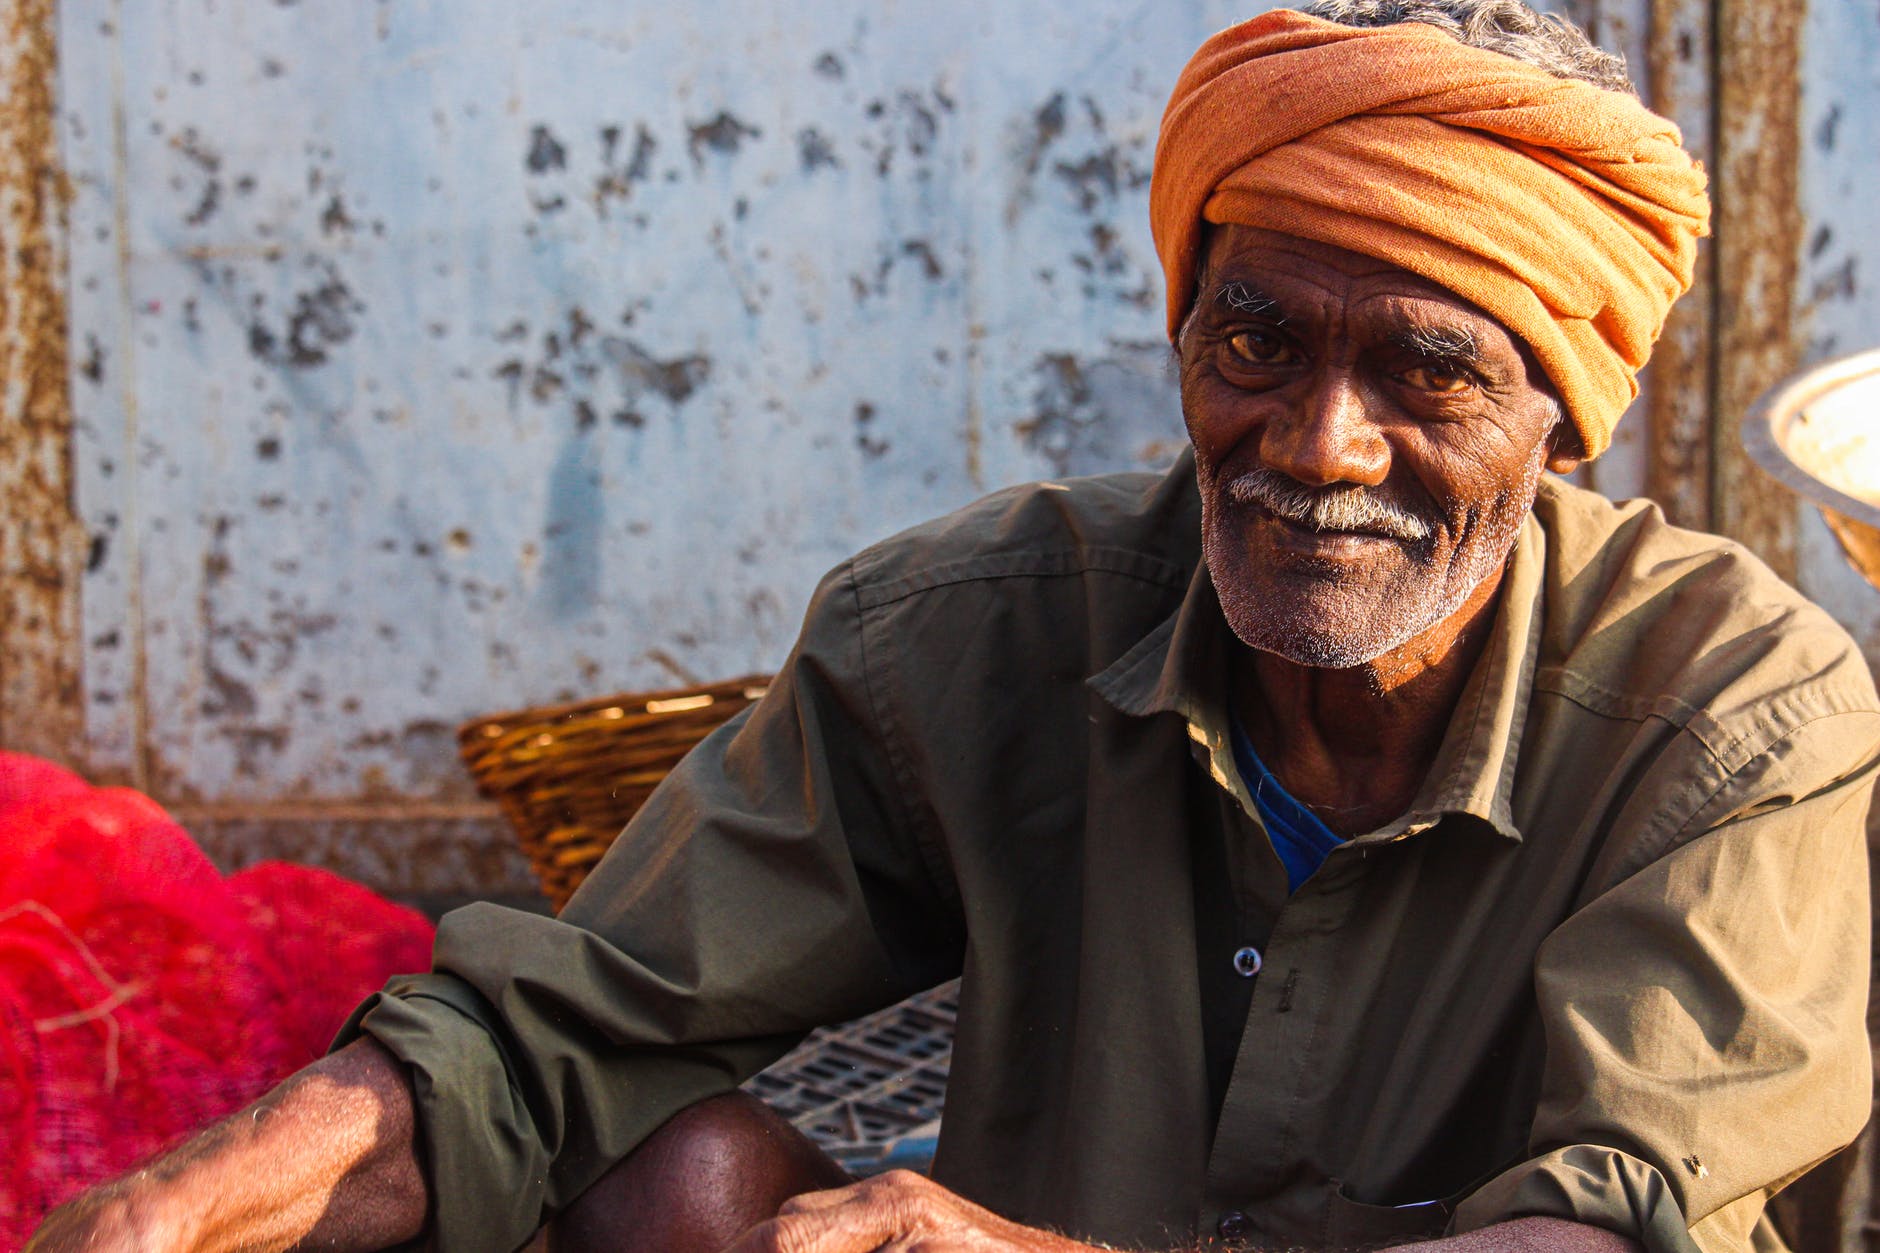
[34, 0, 1880, 895]
[56, 1, 1249, 890]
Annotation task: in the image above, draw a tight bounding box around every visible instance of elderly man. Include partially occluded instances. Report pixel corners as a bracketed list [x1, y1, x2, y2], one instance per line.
[33, 2, 1878, 1252]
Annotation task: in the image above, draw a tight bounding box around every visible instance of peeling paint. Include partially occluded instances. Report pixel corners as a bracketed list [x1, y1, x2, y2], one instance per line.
[525, 123, 567, 174]
[1018, 92, 1067, 181]
[170, 125, 221, 226]
[686, 110, 761, 164]
[34, 0, 1872, 901]
[320, 192, 356, 236]
[854, 401, 888, 459]
[857, 88, 945, 177]
[1712, 0, 1806, 580]
[77, 331, 104, 381]
[603, 336, 711, 405]
[245, 264, 362, 369]
[594, 122, 656, 215]
[797, 125, 840, 173]
[1015, 345, 1184, 478]
[1052, 146, 1145, 214]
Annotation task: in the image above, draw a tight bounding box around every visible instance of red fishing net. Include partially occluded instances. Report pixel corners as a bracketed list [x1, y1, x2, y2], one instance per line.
[0, 753, 436, 1248]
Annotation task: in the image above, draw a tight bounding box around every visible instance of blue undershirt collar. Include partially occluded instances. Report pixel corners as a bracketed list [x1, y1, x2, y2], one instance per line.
[1228, 711, 1344, 893]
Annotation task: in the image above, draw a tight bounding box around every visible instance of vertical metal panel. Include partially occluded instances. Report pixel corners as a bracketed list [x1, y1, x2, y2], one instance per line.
[1710, 0, 1806, 581]
[1641, 0, 1715, 530]
[0, 0, 86, 766]
[55, 0, 143, 787]
[1557, 0, 1651, 503]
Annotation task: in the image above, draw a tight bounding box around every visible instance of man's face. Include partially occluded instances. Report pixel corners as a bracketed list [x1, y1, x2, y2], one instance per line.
[1178, 226, 1575, 668]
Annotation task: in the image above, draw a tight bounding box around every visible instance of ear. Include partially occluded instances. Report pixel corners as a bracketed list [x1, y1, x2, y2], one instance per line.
[1544, 413, 1585, 476]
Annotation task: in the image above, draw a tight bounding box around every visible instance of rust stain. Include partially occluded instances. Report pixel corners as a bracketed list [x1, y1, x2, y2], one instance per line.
[1640, 0, 1714, 531]
[0, 0, 86, 763]
[1710, 0, 1805, 580]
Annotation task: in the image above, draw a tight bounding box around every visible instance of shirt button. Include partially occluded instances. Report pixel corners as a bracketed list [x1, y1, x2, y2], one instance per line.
[1232, 945, 1263, 977]
[1218, 1211, 1252, 1241]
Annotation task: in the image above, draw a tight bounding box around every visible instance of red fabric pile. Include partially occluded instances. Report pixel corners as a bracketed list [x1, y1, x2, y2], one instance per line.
[0, 753, 436, 1248]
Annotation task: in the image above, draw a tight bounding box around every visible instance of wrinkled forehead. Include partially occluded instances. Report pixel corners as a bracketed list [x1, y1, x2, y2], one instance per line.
[1191, 224, 1523, 339]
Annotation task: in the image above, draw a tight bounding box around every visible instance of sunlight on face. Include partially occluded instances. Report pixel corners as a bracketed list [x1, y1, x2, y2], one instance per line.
[1177, 228, 1564, 668]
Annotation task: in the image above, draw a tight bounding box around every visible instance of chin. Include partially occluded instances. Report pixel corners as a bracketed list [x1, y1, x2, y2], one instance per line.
[1222, 594, 1428, 668]
[1209, 544, 1463, 669]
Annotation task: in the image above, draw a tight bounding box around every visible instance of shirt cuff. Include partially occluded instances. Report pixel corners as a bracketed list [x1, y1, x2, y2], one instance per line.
[1451, 1145, 1701, 1253]
[334, 972, 551, 1253]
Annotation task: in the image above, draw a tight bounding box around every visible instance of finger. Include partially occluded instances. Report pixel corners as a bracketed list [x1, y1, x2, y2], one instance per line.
[723, 1215, 882, 1253]
[777, 1171, 938, 1223]
[749, 1191, 915, 1253]
[778, 1183, 867, 1216]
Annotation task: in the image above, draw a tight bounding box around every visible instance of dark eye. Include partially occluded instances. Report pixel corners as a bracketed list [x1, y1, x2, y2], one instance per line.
[1226, 330, 1297, 366]
[1400, 363, 1473, 394]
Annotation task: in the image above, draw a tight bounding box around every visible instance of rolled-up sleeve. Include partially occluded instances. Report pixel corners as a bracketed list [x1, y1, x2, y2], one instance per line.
[334, 559, 964, 1253]
[1453, 708, 1880, 1253]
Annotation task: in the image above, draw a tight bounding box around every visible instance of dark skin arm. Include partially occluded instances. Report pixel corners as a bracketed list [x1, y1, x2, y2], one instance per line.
[25, 1039, 427, 1253]
[724, 1171, 1644, 1253]
[28, 1047, 1644, 1253]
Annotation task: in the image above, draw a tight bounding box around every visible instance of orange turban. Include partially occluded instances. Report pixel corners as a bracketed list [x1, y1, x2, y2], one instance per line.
[1150, 10, 1710, 459]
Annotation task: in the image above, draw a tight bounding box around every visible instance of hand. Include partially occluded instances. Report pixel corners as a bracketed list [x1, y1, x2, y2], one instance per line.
[723, 1170, 1099, 1253]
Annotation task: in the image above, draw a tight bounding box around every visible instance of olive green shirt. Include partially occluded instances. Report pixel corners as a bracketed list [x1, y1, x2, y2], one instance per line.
[342, 455, 1879, 1253]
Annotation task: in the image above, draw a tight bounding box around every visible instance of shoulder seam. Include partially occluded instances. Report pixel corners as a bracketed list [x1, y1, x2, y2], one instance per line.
[1534, 665, 1702, 729]
[1627, 707, 1880, 875]
[1535, 664, 1880, 770]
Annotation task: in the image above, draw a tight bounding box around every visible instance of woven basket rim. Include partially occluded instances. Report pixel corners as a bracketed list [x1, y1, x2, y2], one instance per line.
[456, 673, 771, 746]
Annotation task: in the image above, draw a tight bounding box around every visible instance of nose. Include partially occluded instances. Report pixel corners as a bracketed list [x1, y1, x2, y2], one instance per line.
[1259, 370, 1390, 488]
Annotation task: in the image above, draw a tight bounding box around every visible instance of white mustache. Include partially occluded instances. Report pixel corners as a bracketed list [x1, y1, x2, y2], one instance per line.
[1225, 469, 1436, 543]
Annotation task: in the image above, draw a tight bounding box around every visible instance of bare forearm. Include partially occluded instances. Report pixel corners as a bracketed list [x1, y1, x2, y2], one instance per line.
[28, 1038, 431, 1253]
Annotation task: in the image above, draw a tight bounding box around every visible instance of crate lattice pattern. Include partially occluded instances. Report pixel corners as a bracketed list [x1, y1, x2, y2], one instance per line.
[743, 980, 957, 1175]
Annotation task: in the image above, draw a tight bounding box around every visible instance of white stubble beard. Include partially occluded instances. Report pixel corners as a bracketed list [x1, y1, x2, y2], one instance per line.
[1203, 439, 1548, 669]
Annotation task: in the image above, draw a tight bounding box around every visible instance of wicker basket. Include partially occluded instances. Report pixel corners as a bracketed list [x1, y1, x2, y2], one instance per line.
[457, 675, 770, 910]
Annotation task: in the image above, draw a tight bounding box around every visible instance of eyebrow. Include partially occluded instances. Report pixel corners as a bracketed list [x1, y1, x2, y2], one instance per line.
[1387, 324, 1482, 363]
[1211, 280, 1285, 321]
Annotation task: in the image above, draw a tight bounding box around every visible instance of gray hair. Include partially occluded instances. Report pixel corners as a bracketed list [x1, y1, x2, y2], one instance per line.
[1294, 0, 1635, 95]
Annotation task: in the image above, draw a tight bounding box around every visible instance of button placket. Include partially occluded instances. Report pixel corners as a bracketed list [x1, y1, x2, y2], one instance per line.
[1203, 867, 1361, 1213]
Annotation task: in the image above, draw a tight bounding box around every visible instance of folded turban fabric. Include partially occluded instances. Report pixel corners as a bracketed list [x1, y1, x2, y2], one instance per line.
[1150, 10, 1711, 459]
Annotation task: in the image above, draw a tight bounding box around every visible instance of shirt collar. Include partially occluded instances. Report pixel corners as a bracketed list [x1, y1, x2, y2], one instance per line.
[1088, 507, 1548, 844]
